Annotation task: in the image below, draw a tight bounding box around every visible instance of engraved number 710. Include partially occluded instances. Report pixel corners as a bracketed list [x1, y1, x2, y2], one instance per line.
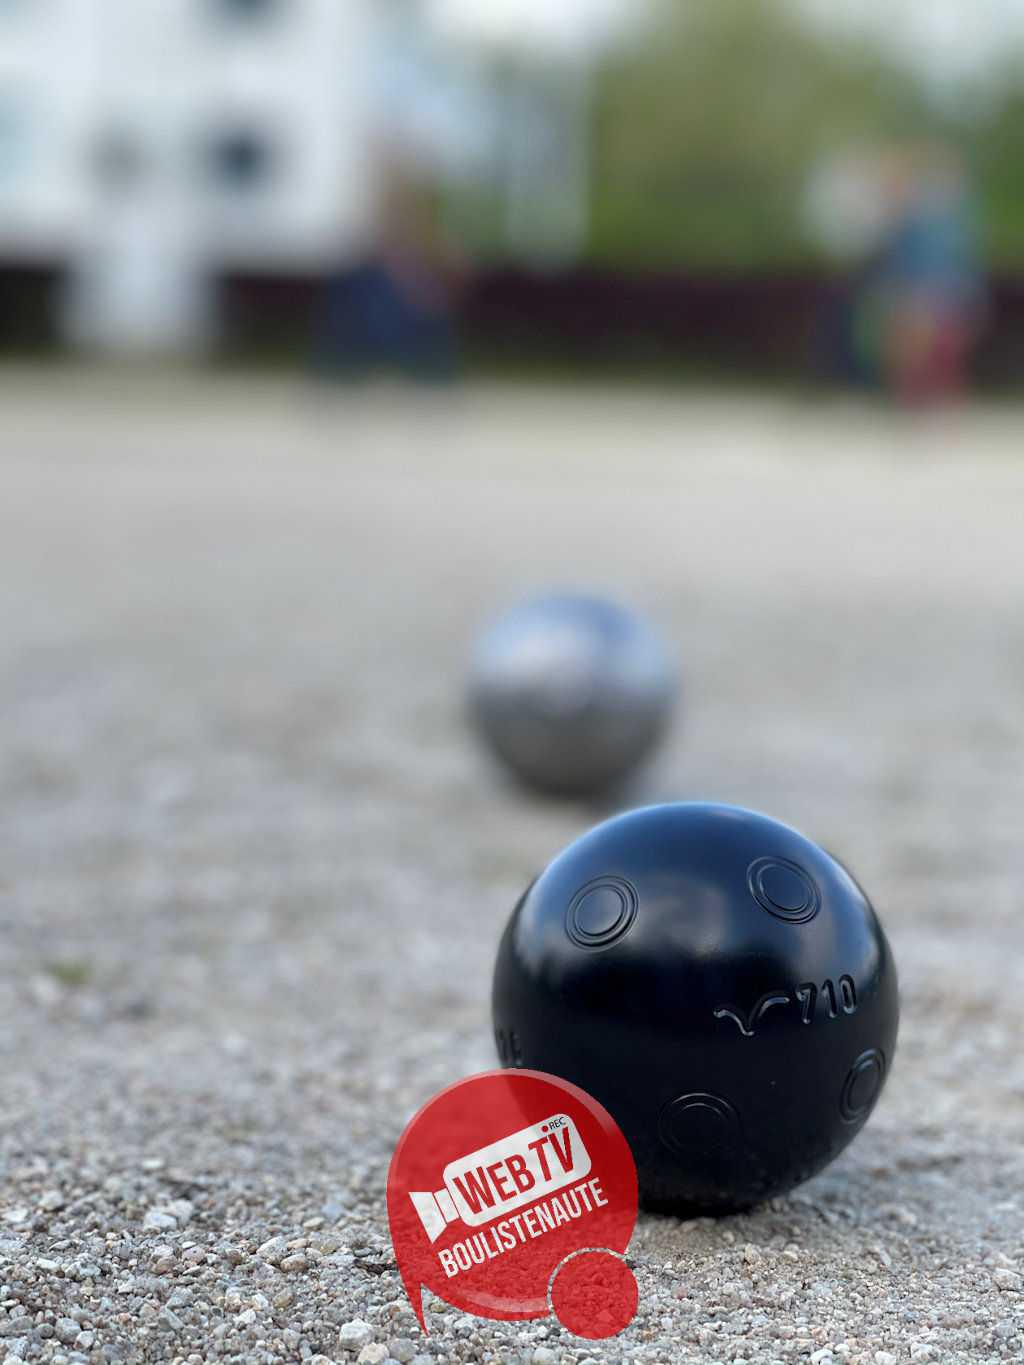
[796, 975, 857, 1022]
[714, 975, 857, 1038]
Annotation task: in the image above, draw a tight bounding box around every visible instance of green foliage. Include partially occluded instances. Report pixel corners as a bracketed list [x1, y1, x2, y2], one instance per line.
[970, 84, 1024, 268]
[587, 0, 1016, 270]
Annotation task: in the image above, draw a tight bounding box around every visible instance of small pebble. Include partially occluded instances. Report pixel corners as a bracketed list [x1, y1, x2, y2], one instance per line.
[166, 1199, 193, 1226]
[55, 1321, 79, 1346]
[339, 1320, 374, 1352]
[142, 1210, 177, 1233]
[256, 1236, 287, 1263]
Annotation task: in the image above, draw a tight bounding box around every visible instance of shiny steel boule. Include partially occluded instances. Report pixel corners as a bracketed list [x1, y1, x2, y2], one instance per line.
[469, 594, 677, 797]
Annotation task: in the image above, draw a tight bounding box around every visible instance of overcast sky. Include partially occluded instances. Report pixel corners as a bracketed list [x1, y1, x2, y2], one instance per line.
[429, 0, 1024, 78]
[798, 0, 1024, 81]
[427, 0, 637, 56]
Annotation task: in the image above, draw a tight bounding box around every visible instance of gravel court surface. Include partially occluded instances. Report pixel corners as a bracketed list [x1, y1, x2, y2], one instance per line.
[2, 371, 1024, 1364]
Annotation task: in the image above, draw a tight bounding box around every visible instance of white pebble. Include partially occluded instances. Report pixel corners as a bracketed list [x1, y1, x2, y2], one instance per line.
[166, 1198, 194, 1226]
[55, 1319, 79, 1345]
[143, 1209, 178, 1232]
[993, 1268, 1022, 1291]
[257, 1235, 287, 1262]
[339, 1320, 374, 1351]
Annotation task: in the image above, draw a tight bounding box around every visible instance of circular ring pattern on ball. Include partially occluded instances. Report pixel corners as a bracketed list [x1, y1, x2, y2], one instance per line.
[840, 1048, 885, 1122]
[658, 1092, 742, 1160]
[566, 876, 639, 949]
[747, 856, 821, 924]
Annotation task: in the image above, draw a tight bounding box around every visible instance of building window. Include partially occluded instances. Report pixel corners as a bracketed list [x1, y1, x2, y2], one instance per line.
[207, 128, 275, 192]
[209, 0, 279, 22]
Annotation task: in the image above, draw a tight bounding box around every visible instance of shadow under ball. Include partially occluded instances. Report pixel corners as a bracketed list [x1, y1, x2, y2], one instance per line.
[468, 594, 676, 798]
[492, 803, 899, 1214]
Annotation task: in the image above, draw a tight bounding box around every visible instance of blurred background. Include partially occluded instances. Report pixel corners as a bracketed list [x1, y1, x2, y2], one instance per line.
[0, 0, 1022, 392]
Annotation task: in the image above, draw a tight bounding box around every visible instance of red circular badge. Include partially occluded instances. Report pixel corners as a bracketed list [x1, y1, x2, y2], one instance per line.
[550, 1249, 639, 1339]
[387, 1070, 639, 1337]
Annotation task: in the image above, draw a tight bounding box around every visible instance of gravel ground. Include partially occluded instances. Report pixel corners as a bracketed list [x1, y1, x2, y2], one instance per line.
[2, 371, 1023, 1365]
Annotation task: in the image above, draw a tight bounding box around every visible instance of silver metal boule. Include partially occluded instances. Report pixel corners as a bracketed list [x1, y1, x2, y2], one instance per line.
[469, 593, 678, 797]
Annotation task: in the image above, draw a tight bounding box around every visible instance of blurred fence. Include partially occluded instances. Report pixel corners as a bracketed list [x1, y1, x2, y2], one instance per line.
[5, 263, 1023, 389]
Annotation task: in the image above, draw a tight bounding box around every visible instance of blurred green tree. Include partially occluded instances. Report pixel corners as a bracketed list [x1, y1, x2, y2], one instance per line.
[971, 81, 1024, 269]
[588, 0, 945, 269]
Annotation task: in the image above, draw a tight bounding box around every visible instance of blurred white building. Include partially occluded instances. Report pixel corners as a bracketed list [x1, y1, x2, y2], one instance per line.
[0, 0, 385, 352]
[0, 0, 626, 354]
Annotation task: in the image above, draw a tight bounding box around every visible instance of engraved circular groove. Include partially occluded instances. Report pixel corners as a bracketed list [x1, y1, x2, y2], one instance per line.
[566, 876, 639, 949]
[658, 1092, 742, 1161]
[747, 856, 821, 924]
[840, 1048, 886, 1122]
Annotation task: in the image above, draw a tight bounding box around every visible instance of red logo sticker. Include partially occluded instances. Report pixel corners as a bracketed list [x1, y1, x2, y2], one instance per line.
[387, 1070, 639, 1339]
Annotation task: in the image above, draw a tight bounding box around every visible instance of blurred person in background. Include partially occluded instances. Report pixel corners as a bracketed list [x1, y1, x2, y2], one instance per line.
[315, 151, 465, 383]
[868, 146, 988, 404]
[807, 143, 988, 403]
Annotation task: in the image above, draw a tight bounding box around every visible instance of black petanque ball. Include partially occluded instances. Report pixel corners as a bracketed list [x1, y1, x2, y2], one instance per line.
[492, 803, 899, 1213]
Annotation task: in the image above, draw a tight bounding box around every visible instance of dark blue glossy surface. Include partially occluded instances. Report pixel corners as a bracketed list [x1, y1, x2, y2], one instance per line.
[493, 803, 899, 1213]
